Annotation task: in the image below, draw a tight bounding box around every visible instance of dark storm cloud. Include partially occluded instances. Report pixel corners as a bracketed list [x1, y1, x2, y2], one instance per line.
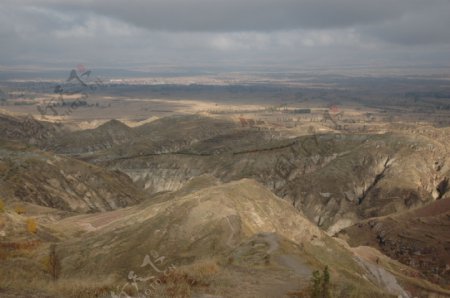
[26, 0, 433, 32]
[0, 0, 449, 69]
[363, 3, 450, 45]
[10, 0, 450, 45]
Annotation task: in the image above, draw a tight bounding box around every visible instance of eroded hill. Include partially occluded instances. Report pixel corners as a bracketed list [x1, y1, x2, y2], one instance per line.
[0, 141, 145, 212]
[53, 115, 449, 235]
[1, 112, 449, 297]
[4, 178, 445, 297]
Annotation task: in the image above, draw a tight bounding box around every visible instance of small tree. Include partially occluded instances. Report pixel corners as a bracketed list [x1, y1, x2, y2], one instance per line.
[310, 266, 332, 298]
[0, 199, 4, 213]
[26, 218, 37, 234]
[322, 266, 331, 298]
[311, 270, 322, 298]
[46, 244, 61, 281]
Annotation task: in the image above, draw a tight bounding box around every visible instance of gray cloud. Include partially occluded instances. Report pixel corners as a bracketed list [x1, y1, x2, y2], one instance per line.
[19, 0, 436, 32]
[363, 3, 450, 45]
[0, 0, 449, 70]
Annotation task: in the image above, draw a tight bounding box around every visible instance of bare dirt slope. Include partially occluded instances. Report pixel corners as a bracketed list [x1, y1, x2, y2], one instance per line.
[339, 197, 450, 288]
[0, 141, 146, 212]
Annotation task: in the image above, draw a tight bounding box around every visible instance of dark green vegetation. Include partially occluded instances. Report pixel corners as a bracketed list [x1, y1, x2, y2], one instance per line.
[310, 266, 331, 298]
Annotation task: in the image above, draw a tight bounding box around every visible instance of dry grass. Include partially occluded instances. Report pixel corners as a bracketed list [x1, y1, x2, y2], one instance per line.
[0, 265, 117, 298]
[152, 258, 220, 298]
[46, 277, 116, 298]
[178, 258, 220, 284]
[1, 258, 221, 298]
[0, 243, 116, 298]
[26, 218, 38, 234]
[0, 239, 41, 260]
[14, 204, 25, 215]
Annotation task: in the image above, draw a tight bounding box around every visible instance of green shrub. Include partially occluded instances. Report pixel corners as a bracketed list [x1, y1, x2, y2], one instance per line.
[311, 266, 332, 298]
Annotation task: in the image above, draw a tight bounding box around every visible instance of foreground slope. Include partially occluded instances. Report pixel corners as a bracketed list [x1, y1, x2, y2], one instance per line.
[2, 178, 447, 297]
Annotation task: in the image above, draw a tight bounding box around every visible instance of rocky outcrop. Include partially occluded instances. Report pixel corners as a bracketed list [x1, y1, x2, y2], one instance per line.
[339, 197, 450, 287]
[0, 141, 146, 212]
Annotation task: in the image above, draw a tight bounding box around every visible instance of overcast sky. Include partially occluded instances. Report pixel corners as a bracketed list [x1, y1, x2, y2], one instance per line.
[1, 0, 450, 71]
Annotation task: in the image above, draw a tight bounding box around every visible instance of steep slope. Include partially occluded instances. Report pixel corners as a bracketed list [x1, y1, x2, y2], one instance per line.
[0, 141, 146, 212]
[338, 197, 450, 288]
[56, 179, 324, 274]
